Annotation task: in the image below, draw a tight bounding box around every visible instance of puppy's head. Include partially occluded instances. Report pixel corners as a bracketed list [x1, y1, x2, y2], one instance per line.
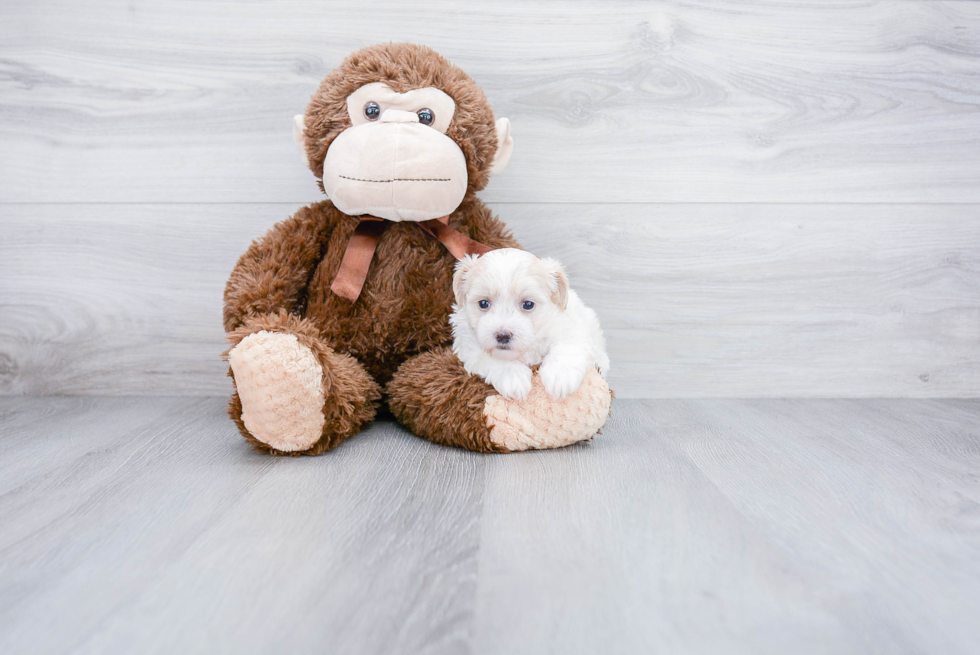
[452, 248, 569, 361]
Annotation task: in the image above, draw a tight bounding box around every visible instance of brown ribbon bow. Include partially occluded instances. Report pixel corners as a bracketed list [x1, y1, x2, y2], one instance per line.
[330, 215, 492, 303]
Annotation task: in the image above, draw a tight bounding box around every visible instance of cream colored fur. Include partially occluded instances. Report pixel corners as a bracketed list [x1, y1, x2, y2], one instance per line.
[228, 331, 326, 452]
[451, 248, 609, 401]
[489, 117, 513, 175]
[484, 367, 611, 451]
[322, 119, 467, 221]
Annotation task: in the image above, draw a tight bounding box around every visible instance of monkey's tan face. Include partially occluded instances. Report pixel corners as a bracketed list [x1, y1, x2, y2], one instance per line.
[321, 83, 467, 222]
[295, 81, 514, 222]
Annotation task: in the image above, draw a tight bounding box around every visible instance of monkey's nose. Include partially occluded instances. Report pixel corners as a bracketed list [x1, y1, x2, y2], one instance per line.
[495, 331, 512, 345]
[379, 109, 420, 123]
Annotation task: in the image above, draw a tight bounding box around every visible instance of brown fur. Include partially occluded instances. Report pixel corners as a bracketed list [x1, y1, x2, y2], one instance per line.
[225, 198, 519, 386]
[386, 347, 505, 453]
[225, 311, 381, 455]
[223, 43, 525, 454]
[223, 204, 336, 332]
[302, 43, 499, 199]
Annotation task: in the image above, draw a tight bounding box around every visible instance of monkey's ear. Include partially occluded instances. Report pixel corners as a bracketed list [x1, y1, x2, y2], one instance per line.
[293, 114, 309, 166]
[489, 117, 514, 175]
[541, 257, 569, 311]
[453, 254, 480, 306]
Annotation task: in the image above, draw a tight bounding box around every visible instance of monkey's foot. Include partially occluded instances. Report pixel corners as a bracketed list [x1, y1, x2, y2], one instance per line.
[484, 368, 611, 452]
[228, 331, 326, 452]
[225, 312, 381, 456]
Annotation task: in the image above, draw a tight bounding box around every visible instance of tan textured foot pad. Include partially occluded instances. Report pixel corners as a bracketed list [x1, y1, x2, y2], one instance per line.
[484, 368, 612, 452]
[228, 331, 325, 452]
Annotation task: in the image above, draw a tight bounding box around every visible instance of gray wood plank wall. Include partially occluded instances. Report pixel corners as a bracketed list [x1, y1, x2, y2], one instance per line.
[2, 0, 979, 397]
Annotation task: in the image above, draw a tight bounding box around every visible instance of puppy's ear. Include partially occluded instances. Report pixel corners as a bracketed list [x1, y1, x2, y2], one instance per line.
[541, 258, 569, 311]
[453, 254, 480, 306]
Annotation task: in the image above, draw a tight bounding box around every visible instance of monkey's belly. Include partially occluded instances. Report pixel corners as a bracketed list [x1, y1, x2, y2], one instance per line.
[321, 305, 454, 385]
[304, 258, 456, 384]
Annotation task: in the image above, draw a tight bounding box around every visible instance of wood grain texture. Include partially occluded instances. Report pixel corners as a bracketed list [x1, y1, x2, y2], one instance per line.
[474, 398, 980, 654]
[2, 203, 978, 397]
[0, 396, 484, 655]
[1, 0, 979, 203]
[1, 397, 978, 654]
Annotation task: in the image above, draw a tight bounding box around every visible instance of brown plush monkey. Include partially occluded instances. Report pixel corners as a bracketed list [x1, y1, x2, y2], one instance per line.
[223, 44, 611, 455]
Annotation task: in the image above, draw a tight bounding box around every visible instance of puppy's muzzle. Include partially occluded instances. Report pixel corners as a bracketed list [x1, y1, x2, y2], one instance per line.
[494, 331, 512, 346]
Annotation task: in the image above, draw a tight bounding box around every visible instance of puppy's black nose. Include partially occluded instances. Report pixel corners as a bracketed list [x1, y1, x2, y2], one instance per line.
[495, 331, 512, 345]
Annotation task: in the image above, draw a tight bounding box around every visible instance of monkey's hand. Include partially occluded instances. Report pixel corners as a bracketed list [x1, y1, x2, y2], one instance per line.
[483, 368, 611, 452]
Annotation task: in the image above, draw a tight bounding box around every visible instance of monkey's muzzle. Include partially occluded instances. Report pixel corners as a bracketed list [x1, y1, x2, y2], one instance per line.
[322, 122, 468, 222]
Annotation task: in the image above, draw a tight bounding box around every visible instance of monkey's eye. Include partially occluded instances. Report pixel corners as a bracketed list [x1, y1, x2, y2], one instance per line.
[417, 108, 434, 126]
[364, 102, 381, 121]
[521, 301, 535, 311]
[478, 300, 491, 310]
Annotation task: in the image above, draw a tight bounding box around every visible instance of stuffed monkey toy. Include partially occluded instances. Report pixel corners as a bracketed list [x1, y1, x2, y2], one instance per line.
[223, 43, 611, 455]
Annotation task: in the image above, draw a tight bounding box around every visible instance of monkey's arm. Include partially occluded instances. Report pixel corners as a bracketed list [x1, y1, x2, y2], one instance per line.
[223, 201, 380, 455]
[223, 202, 337, 332]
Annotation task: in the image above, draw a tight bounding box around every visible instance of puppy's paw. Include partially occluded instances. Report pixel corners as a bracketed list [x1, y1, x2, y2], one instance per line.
[540, 359, 587, 400]
[486, 364, 533, 401]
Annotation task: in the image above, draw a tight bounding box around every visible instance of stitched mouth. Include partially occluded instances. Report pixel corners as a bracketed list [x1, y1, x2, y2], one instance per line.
[339, 175, 451, 183]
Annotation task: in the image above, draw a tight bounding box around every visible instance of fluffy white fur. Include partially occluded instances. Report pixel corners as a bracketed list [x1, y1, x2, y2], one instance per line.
[451, 248, 609, 401]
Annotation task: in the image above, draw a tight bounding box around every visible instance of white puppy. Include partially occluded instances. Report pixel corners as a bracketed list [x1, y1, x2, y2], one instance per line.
[450, 248, 609, 401]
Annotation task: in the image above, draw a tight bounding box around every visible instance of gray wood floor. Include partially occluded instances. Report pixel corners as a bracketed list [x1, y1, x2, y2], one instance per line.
[2, 397, 978, 654]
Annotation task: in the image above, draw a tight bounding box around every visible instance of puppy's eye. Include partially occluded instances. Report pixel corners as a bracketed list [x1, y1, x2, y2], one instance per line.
[478, 300, 491, 310]
[521, 301, 535, 311]
[364, 102, 381, 121]
[417, 108, 434, 125]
